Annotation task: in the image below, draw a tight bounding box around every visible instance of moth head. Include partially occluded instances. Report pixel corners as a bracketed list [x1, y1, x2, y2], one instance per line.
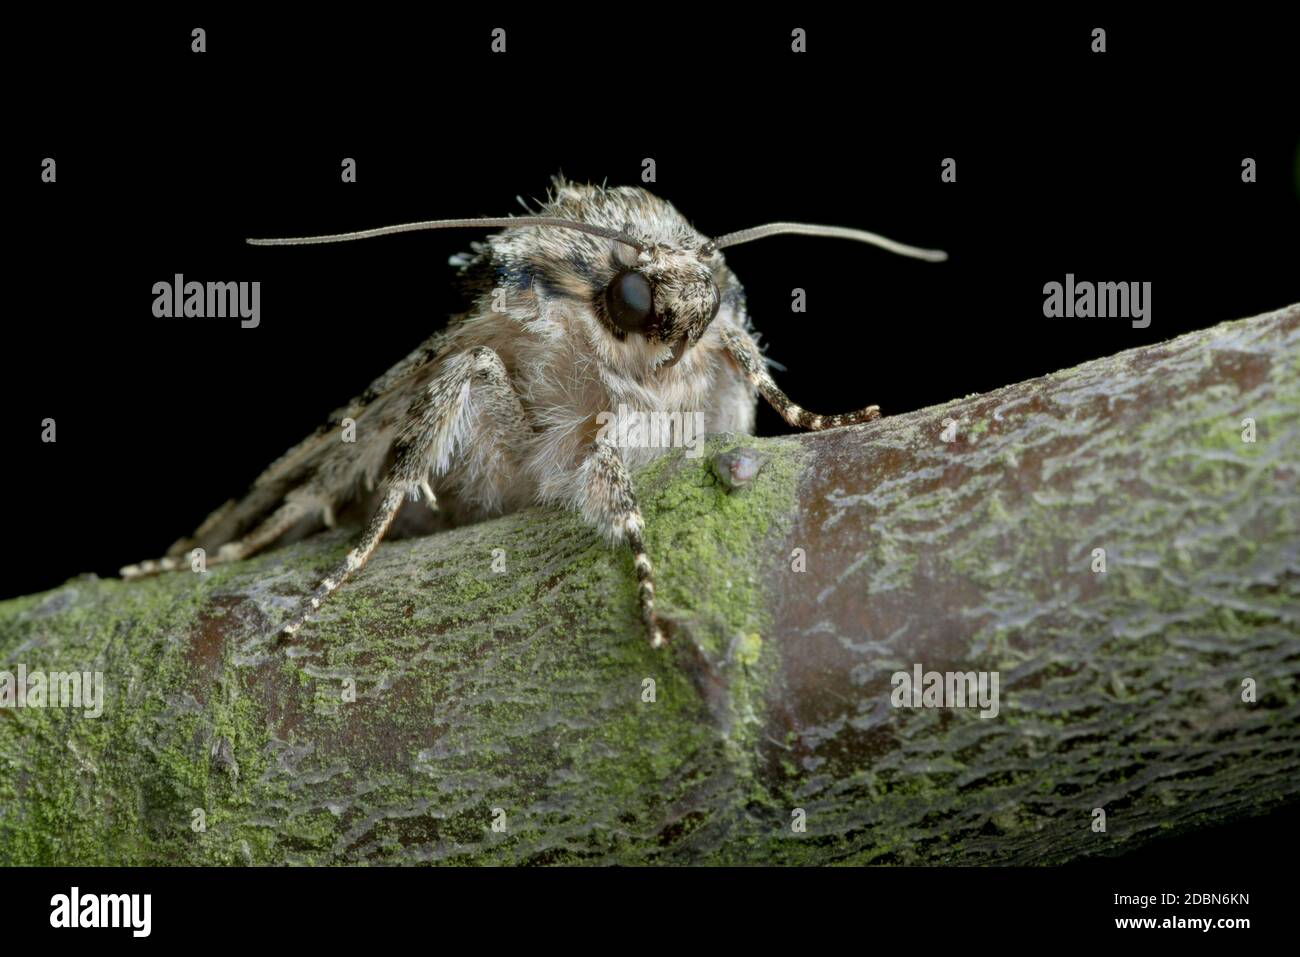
[246, 177, 946, 377]
[600, 244, 722, 369]
[530, 180, 727, 372]
[537, 180, 946, 373]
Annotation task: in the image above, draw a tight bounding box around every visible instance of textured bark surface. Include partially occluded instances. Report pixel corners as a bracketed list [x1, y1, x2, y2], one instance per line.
[1, 305, 1298, 865]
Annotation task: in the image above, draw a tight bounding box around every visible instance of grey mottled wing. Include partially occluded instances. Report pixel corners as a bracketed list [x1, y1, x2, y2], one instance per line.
[165, 331, 451, 556]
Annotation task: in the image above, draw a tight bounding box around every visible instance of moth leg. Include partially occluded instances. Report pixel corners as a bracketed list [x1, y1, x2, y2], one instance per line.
[581, 441, 665, 648]
[279, 486, 404, 639]
[418, 479, 438, 513]
[121, 500, 317, 578]
[211, 498, 318, 562]
[279, 346, 529, 640]
[720, 327, 880, 430]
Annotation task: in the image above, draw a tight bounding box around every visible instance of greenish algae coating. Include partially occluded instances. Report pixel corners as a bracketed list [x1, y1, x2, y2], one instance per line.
[0, 435, 805, 865]
[3, 306, 1299, 866]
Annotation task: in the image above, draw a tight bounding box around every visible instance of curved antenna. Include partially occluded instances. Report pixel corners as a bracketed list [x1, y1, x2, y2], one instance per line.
[246, 216, 644, 251]
[703, 222, 947, 262]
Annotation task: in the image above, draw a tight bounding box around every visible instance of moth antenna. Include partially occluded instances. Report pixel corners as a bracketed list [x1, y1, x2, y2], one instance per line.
[703, 222, 947, 262]
[246, 216, 644, 251]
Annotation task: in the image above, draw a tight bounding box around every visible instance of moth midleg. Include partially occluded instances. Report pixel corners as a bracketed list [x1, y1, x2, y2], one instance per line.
[279, 346, 530, 640]
[582, 441, 665, 648]
[720, 327, 880, 430]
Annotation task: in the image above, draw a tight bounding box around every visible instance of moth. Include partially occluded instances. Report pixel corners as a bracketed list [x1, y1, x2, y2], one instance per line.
[122, 178, 946, 647]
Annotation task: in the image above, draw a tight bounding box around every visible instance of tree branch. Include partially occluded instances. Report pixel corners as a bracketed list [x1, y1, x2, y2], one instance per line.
[2, 304, 1297, 864]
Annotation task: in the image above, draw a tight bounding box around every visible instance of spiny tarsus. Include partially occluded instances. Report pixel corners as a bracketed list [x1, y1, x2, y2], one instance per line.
[121, 178, 944, 647]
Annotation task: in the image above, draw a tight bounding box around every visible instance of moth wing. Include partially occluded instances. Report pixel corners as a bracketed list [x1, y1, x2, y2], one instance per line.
[167, 332, 451, 556]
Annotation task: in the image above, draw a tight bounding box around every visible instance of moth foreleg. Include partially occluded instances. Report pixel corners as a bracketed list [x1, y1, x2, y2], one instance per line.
[278, 486, 404, 639]
[721, 327, 880, 430]
[580, 441, 665, 649]
[279, 346, 529, 641]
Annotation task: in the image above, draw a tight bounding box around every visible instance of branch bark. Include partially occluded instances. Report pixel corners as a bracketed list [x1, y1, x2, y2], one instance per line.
[2, 304, 1298, 865]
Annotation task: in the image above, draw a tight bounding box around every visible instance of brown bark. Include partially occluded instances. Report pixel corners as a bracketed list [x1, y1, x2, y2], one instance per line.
[1, 304, 1297, 864]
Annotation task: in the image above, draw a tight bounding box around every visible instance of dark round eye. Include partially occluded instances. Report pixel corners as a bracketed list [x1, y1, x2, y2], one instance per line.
[605, 270, 655, 334]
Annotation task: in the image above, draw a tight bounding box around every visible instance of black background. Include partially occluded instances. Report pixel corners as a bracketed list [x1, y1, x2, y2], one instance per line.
[7, 10, 1300, 876]
[11, 13, 1299, 597]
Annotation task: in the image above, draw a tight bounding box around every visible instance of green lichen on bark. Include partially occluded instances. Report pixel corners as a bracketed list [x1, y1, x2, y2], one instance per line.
[0, 435, 805, 864]
[1, 305, 1298, 865]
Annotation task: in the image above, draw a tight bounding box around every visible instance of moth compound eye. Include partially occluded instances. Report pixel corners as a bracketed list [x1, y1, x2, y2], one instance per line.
[605, 270, 655, 334]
